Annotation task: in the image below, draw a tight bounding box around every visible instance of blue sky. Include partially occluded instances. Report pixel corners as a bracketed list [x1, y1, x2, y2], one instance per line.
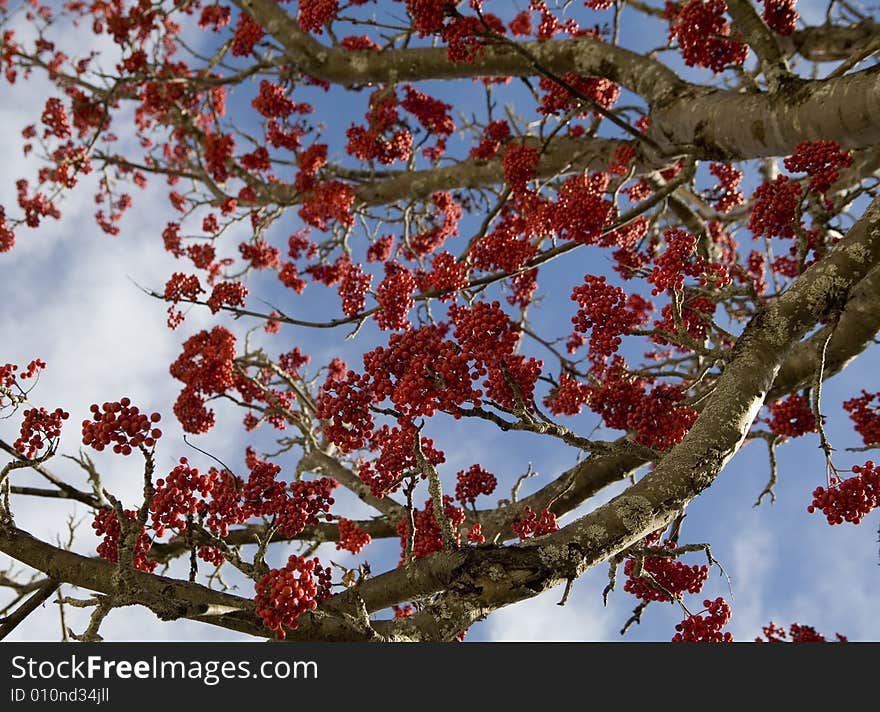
[0, 0, 878, 642]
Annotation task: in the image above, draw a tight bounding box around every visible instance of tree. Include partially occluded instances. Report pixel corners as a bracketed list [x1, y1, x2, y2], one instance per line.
[0, 0, 875, 643]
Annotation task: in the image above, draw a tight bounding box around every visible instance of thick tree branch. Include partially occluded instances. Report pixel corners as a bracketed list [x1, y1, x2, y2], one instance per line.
[232, 0, 684, 103]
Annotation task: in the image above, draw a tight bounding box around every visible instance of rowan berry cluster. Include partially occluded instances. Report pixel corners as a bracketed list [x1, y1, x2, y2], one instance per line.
[279, 478, 337, 538]
[808, 461, 880, 525]
[749, 175, 802, 239]
[315, 370, 374, 453]
[669, 0, 748, 73]
[652, 295, 716, 345]
[366, 235, 395, 263]
[783, 140, 852, 195]
[756, 621, 847, 642]
[231, 11, 264, 56]
[543, 373, 592, 416]
[455, 465, 497, 505]
[298, 180, 355, 231]
[400, 85, 455, 157]
[396, 496, 464, 561]
[150, 457, 216, 535]
[336, 518, 371, 554]
[406, 0, 455, 36]
[297, 0, 339, 34]
[765, 394, 817, 439]
[672, 597, 733, 642]
[81, 399, 161, 455]
[470, 119, 511, 160]
[359, 422, 445, 497]
[92, 507, 156, 573]
[338, 261, 371, 317]
[760, 0, 798, 35]
[843, 390, 880, 446]
[207, 281, 247, 314]
[552, 173, 615, 245]
[0, 206, 15, 252]
[511, 506, 558, 539]
[623, 543, 709, 602]
[708, 162, 744, 212]
[629, 384, 698, 451]
[570, 275, 643, 360]
[374, 264, 418, 330]
[255, 555, 332, 639]
[426, 251, 469, 296]
[169, 326, 236, 434]
[467, 523, 486, 544]
[14, 406, 69, 459]
[239, 240, 280, 270]
[537, 73, 620, 117]
[340, 35, 381, 51]
[502, 143, 539, 196]
[364, 324, 478, 418]
[198, 4, 231, 31]
[164, 272, 203, 329]
[405, 191, 461, 258]
[648, 230, 704, 295]
[442, 14, 503, 65]
[583, 359, 697, 450]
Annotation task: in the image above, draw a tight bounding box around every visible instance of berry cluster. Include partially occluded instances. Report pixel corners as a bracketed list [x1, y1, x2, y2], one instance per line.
[467, 523, 486, 544]
[570, 275, 643, 360]
[808, 461, 880, 525]
[315, 370, 374, 453]
[363, 324, 478, 418]
[760, 0, 798, 35]
[169, 326, 236, 434]
[279, 478, 337, 538]
[425, 251, 469, 296]
[15, 406, 69, 459]
[254, 555, 332, 639]
[537, 73, 620, 117]
[81, 398, 162, 455]
[502, 143, 540, 196]
[543, 372, 592, 416]
[298, 180, 355, 231]
[783, 140, 852, 195]
[708, 162, 744, 212]
[548, 173, 610, 243]
[756, 621, 847, 642]
[397, 496, 464, 561]
[470, 119, 511, 160]
[359, 422, 445, 497]
[623, 543, 709, 602]
[455, 465, 497, 505]
[297, 0, 339, 34]
[150, 457, 216, 535]
[648, 230, 702, 295]
[669, 0, 748, 73]
[91, 507, 156, 573]
[511, 506, 559, 539]
[749, 175, 802, 239]
[337, 261, 371, 317]
[843, 390, 880, 446]
[374, 264, 418, 330]
[672, 597, 733, 642]
[583, 358, 697, 450]
[336, 518, 371, 554]
[204, 131, 235, 183]
[206, 281, 248, 314]
[230, 11, 264, 56]
[163, 272, 203, 329]
[765, 393, 817, 439]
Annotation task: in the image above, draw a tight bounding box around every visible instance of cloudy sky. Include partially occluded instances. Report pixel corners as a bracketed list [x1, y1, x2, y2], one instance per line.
[0, 0, 878, 643]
